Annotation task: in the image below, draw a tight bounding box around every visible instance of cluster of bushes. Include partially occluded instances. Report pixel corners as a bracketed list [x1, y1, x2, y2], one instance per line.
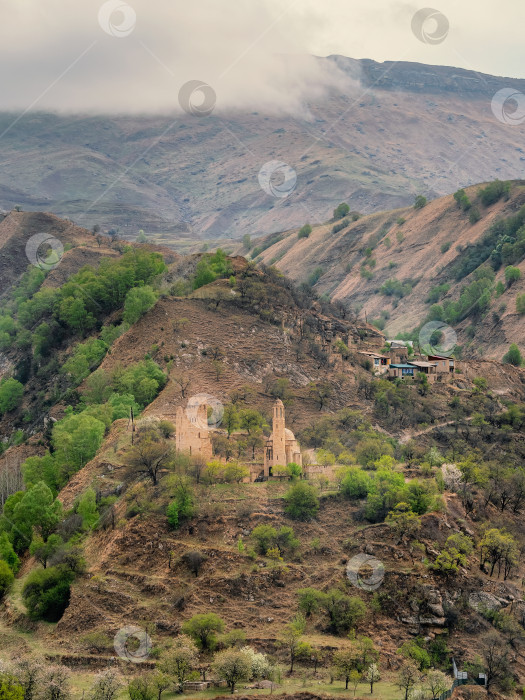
[297, 587, 367, 634]
[192, 249, 233, 289]
[340, 462, 440, 522]
[479, 179, 511, 206]
[332, 218, 349, 234]
[425, 283, 450, 304]
[250, 233, 283, 259]
[450, 200, 525, 279]
[251, 524, 299, 557]
[453, 188, 472, 211]
[202, 460, 249, 484]
[298, 224, 312, 239]
[425, 266, 494, 326]
[379, 278, 414, 299]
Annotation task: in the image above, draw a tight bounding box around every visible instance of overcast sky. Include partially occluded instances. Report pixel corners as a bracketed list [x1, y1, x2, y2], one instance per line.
[0, 0, 522, 114]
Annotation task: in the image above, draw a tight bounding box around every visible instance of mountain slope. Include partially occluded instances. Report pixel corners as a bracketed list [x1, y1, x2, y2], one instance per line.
[245, 180, 525, 362]
[2, 57, 525, 241]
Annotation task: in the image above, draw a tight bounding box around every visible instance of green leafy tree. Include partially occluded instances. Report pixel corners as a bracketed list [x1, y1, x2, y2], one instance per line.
[52, 412, 106, 478]
[0, 672, 23, 700]
[58, 297, 96, 334]
[22, 566, 74, 621]
[77, 488, 99, 529]
[222, 404, 240, 438]
[333, 203, 350, 220]
[504, 265, 521, 286]
[160, 635, 198, 692]
[298, 224, 312, 239]
[280, 614, 306, 673]
[0, 379, 24, 414]
[238, 409, 266, 435]
[13, 481, 62, 543]
[414, 195, 427, 209]
[0, 532, 20, 572]
[398, 639, 431, 670]
[284, 482, 319, 520]
[127, 676, 156, 700]
[29, 534, 63, 569]
[123, 286, 158, 325]
[181, 613, 224, 651]
[341, 468, 372, 500]
[21, 453, 61, 495]
[0, 560, 14, 598]
[333, 648, 359, 689]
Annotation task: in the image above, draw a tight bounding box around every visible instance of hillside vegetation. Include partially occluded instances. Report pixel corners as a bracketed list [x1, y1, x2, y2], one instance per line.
[242, 180, 525, 363]
[0, 216, 524, 700]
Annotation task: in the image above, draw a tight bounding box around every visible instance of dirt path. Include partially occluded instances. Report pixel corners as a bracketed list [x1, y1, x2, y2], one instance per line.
[398, 417, 473, 444]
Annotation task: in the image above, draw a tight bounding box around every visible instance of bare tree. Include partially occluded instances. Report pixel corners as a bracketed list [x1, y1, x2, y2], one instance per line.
[127, 435, 175, 485]
[482, 631, 511, 692]
[173, 373, 191, 399]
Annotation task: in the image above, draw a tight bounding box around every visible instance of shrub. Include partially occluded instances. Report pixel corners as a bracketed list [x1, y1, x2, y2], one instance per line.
[22, 566, 74, 621]
[284, 482, 319, 520]
[503, 343, 522, 366]
[181, 613, 224, 651]
[517, 294, 525, 315]
[453, 189, 472, 211]
[298, 224, 312, 239]
[479, 180, 510, 206]
[341, 467, 372, 500]
[333, 203, 350, 220]
[505, 265, 521, 286]
[469, 206, 481, 224]
[332, 218, 349, 234]
[414, 195, 427, 209]
[0, 560, 14, 598]
[440, 242, 451, 254]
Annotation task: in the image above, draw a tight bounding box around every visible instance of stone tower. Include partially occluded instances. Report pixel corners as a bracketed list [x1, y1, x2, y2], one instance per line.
[263, 399, 302, 478]
[175, 401, 213, 460]
[271, 399, 287, 466]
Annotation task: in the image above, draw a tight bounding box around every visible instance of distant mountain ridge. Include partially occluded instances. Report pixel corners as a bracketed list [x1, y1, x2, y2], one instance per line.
[1, 57, 525, 242]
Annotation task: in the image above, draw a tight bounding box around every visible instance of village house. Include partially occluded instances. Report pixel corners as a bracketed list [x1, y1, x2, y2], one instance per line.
[427, 354, 455, 374]
[388, 362, 417, 379]
[358, 351, 391, 374]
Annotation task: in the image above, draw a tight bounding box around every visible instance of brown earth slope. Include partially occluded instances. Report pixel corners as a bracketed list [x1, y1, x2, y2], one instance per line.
[242, 181, 525, 361]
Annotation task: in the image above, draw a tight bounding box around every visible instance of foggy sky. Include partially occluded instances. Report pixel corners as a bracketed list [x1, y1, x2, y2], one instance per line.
[0, 0, 522, 114]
